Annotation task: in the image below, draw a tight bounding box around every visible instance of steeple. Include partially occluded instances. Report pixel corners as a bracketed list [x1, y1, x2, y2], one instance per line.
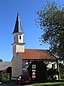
[12, 14, 25, 57]
[13, 13, 23, 34]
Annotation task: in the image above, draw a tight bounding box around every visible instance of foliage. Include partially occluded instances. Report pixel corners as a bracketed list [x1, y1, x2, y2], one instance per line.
[0, 59, 3, 62]
[59, 63, 64, 79]
[33, 82, 64, 86]
[0, 72, 10, 82]
[47, 68, 58, 80]
[37, 2, 64, 60]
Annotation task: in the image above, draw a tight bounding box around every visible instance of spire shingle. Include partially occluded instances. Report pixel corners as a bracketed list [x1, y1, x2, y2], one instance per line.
[13, 13, 23, 34]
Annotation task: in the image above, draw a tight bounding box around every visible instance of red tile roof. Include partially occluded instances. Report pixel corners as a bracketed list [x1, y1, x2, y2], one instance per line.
[17, 49, 56, 60]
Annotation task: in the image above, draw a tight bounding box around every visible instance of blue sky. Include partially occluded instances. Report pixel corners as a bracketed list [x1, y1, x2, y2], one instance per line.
[0, 0, 63, 61]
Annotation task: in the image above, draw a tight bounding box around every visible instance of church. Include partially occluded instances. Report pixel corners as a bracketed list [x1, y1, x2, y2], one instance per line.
[12, 14, 59, 80]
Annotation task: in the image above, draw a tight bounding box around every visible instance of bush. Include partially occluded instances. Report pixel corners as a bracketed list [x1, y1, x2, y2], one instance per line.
[59, 63, 64, 79]
[0, 72, 10, 82]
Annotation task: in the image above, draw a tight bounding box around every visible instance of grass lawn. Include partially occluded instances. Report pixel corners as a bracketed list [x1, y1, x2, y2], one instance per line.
[33, 82, 64, 86]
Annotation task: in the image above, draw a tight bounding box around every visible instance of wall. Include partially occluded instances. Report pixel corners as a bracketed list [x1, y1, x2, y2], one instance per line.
[12, 56, 22, 79]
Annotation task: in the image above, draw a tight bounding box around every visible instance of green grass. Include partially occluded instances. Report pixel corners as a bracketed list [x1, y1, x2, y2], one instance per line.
[33, 82, 64, 86]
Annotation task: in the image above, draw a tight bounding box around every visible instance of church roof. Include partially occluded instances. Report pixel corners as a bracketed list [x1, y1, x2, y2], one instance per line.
[17, 49, 56, 60]
[13, 13, 23, 34]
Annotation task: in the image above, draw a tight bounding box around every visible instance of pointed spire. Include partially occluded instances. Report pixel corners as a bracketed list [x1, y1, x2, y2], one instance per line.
[13, 13, 23, 34]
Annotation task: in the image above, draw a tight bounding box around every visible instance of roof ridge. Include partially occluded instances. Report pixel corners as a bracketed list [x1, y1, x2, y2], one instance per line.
[25, 48, 49, 51]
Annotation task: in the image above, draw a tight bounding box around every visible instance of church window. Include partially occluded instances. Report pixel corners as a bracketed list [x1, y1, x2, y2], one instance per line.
[19, 36, 21, 39]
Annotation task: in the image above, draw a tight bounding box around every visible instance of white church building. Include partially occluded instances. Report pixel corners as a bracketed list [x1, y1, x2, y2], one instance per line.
[12, 14, 59, 80]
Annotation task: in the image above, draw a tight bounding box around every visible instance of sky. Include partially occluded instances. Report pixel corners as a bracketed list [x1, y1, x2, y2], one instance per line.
[0, 0, 64, 61]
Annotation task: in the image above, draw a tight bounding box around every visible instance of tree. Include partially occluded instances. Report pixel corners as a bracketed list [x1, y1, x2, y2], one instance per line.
[47, 68, 58, 80]
[37, 2, 64, 60]
[59, 63, 64, 79]
[0, 59, 3, 62]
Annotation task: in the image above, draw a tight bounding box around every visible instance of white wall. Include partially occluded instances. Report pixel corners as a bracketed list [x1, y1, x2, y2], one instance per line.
[16, 45, 24, 53]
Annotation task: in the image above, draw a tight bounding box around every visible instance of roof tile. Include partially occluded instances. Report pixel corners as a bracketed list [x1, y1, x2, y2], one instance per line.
[17, 49, 56, 60]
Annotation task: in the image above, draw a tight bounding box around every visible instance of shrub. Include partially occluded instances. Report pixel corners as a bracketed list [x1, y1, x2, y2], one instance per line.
[0, 72, 10, 82]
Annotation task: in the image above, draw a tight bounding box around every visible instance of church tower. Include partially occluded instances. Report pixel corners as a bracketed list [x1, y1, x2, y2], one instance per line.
[12, 13, 25, 57]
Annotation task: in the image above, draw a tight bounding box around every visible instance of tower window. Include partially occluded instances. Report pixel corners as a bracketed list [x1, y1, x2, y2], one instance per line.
[19, 36, 21, 39]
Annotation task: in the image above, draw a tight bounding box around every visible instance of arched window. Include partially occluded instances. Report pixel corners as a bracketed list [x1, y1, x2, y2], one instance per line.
[19, 36, 21, 39]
